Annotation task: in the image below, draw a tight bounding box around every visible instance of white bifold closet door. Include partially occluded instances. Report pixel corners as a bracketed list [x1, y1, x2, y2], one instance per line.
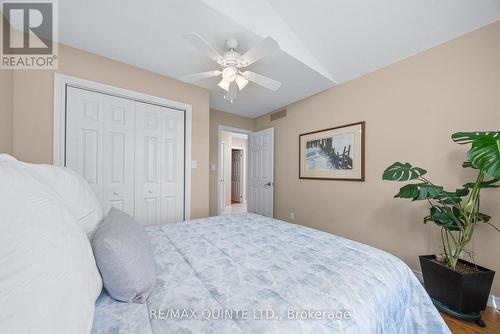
[65, 86, 184, 225]
[134, 102, 184, 226]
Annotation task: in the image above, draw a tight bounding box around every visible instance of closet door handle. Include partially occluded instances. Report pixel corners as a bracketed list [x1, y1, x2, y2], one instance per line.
[148, 190, 153, 194]
[113, 191, 119, 195]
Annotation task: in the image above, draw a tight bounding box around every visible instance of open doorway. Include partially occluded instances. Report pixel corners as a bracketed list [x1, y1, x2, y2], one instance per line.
[231, 148, 245, 210]
[218, 126, 274, 217]
[219, 129, 249, 215]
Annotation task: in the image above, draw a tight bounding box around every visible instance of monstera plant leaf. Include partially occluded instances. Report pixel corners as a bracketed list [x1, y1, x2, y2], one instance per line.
[452, 132, 491, 144]
[452, 132, 500, 178]
[395, 183, 444, 200]
[383, 162, 427, 181]
[462, 160, 477, 169]
[473, 212, 491, 223]
[463, 179, 500, 189]
[433, 188, 469, 205]
[424, 206, 463, 231]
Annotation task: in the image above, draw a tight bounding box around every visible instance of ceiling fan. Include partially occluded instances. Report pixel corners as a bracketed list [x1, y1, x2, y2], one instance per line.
[181, 33, 282, 103]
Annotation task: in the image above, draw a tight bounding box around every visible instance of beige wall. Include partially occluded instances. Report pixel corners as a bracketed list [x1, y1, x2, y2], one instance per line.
[232, 137, 248, 149]
[0, 70, 13, 154]
[209, 109, 253, 215]
[11, 44, 210, 218]
[255, 22, 500, 295]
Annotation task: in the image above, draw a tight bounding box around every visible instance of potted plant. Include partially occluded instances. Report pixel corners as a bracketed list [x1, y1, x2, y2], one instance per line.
[382, 131, 499, 326]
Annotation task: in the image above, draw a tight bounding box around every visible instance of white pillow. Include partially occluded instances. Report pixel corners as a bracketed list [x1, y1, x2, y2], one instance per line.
[0, 155, 102, 334]
[11, 157, 104, 239]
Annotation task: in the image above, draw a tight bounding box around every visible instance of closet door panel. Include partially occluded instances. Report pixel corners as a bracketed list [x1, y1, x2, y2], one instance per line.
[66, 87, 104, 203]
[66, 87, 135, 216]
[135, 103, 162, 225]
[135, 102, 184, 225]
[160, 111, 184, 223]
[102, 96, 135, 216]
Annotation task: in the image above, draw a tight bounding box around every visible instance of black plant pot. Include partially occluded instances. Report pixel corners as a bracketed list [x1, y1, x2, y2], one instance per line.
[419, 255, 495, 314]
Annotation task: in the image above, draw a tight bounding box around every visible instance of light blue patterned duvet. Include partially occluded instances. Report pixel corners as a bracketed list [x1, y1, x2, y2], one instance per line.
[92, 213, 450, 333]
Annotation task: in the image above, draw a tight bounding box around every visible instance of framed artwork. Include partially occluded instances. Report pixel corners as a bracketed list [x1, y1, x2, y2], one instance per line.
[299, 121, 365, 181]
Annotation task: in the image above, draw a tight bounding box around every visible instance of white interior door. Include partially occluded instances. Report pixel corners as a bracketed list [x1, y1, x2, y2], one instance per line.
[248, 128, 274, 217]
[135, 102, 184, 226]
[66, 87, 135, 216]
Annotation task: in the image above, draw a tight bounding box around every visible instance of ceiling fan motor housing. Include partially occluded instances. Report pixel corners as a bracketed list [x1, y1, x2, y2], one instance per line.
[225, 38, 238, 50]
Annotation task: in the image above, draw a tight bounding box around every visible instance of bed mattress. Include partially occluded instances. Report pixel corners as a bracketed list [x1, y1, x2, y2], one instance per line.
[91, 213, 450, 333]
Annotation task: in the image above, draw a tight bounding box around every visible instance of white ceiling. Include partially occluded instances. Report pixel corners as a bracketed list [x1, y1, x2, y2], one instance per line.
[59, 0, 500, 118]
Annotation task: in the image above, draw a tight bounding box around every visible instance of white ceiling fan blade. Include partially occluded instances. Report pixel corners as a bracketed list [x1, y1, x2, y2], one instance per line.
[184, 33, 224, 64]
[238, 37, 279, 67]
[180, 70, 221, 82]
[243, 71, 281, 91]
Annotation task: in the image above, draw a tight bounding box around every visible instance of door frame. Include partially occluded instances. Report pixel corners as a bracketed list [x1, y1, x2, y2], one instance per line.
[53, 73, 193, 220]
[219, 141, 226, 213]
[217, 125, 251, 215]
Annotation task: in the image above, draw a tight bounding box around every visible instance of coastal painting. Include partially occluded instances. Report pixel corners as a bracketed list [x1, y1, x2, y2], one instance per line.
[305, 133, 354, 171]
[299, 122, 365, 181]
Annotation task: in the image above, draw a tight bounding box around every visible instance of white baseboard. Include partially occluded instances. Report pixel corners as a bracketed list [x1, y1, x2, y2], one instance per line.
[412, 270, 499, 310]
[487, 294, 500, 309]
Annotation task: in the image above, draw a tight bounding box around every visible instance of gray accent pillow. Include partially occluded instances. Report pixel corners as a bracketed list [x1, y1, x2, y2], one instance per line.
[92, 208, 156, 303]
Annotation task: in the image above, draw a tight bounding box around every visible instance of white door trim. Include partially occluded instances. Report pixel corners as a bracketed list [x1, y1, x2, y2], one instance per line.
[53, 73, 192, 220]
[219, 141, 226, 213]
[217, 125, 252, 215]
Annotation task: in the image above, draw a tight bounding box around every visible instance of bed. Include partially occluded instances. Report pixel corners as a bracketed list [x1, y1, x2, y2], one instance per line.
[91, 213, 450, 334]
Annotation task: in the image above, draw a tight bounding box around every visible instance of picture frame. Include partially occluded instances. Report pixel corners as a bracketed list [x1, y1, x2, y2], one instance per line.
[299, 121, 365, 181]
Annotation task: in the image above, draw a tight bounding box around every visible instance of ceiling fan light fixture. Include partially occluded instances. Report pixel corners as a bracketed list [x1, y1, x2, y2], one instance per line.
[235, 75, 248, 90]
[217, 79, 229, 91]
[221, 66, 237, 82]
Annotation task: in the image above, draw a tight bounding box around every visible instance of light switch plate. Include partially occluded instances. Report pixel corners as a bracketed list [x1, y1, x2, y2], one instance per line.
[191, 160, 197, 169]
